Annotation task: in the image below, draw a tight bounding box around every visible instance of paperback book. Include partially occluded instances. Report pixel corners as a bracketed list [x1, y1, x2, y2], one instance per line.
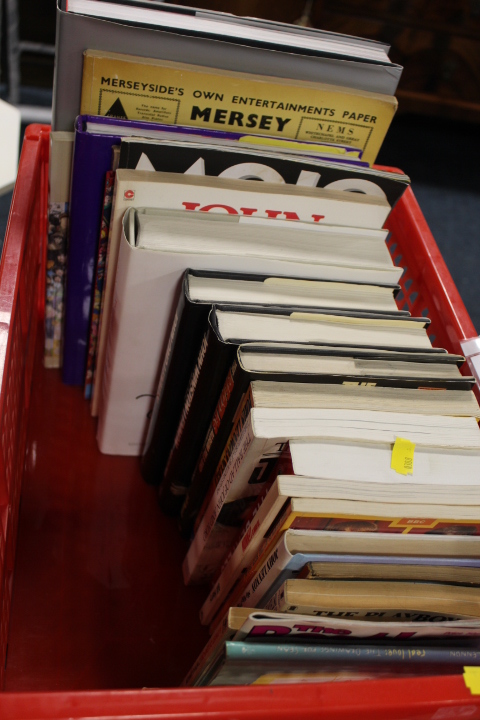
[177, 337, 472, 535]
[183, 399, 480, 586]
[205, 640, 480, 686]
[185, 607, 480, 687]
[212, 529, 480, 626]
[265, 578, 480, 620]
[118, 136, 410, 206]
[199, 476, 480, 626]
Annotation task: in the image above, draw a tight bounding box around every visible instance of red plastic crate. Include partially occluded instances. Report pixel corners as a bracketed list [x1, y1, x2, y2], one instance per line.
[0, 124, 480, 718]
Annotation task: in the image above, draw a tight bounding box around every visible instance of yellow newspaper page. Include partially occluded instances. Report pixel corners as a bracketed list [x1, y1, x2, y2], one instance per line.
[81, 50, 397, 165]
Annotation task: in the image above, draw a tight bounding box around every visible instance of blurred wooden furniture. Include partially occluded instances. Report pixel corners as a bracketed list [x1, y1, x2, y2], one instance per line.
[177, 0, 480, 122]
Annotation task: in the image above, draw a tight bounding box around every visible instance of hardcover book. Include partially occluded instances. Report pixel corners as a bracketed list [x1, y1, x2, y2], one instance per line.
[178, 337, 472, 536]
[66, 0, 397, 69]
[53, 0, 402, 131]
[118, 137, 410, 207]
[95, 173, 394, 455]
[86, 115, 372, 162]
[146, 269, 412, 509]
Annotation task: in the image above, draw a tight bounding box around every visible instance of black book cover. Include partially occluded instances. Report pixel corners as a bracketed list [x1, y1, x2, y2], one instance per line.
[118, 138, 409, 207]
[140, 275, 209, 486]
[158, 320, 237, 516]
[143, 267, 410, 488]
[157, 298, 416, 515]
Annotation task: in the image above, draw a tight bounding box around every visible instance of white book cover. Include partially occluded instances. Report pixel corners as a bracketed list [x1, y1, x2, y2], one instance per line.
[95, 169, 393, 448]
[91, 170, 392, 416]
[99, 218, 399, 455]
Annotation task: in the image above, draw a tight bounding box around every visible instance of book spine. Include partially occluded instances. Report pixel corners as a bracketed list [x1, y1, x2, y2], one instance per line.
[210, 540, 331, 635]
[199, 485, 293, 626]
[208, 535, 295, 636]
[264, 584, 285, 613]
[112, 138, 409, 207]
[44, 132, 74, 369]
[182, 406, 254, 585]
[96, 223, 134, 452]
[90, 177, 120, 417]
[62, 131, 120, 385]
[197, 445, 290, 586]
[232, 535, 296, 612]
[192, 385, 256, 537]
[182, 610, 236, 688]
[78, 51, 398, 166]
[158, 325, 236, 515]
[84, 170, 115, 399]
[44, 200, 69, 369]
[179, 356, 251, 535]
[183, 413, 288, 584]
[140, 289, 210, 488]
[225, 641, 480, 665]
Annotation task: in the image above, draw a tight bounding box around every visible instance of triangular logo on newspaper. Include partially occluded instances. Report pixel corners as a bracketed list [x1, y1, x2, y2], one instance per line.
[105, 98, 128, 119]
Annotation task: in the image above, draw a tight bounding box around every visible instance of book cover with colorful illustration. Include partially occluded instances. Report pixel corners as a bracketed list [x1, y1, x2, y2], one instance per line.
[85, 171, 115, 400]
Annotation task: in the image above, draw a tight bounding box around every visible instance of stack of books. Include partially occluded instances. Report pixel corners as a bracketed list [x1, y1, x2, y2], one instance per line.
[47, 0, 480, 687]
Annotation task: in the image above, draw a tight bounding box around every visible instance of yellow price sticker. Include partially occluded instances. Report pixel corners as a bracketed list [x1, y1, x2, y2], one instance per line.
[391, 438, 415, 476]
[463, 666, 480, 694]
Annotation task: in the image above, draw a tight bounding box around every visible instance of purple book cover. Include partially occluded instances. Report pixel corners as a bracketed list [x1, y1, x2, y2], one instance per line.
[62, 114, 367, 385]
